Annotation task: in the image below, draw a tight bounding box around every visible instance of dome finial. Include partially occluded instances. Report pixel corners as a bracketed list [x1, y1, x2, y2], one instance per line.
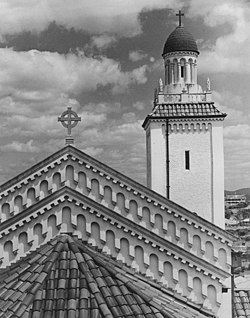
[176, 10, 184, 26]
[176, 10, 184, 27]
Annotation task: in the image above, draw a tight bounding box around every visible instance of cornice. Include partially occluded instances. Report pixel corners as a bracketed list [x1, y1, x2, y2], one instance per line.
[0, 146, 71, 193]
[163, 51, 199, 59]
[0, 145, 235, 246]
[0, 186, 231, 281]
[70, 152, 234, 245]
[142, 114, 226, 129]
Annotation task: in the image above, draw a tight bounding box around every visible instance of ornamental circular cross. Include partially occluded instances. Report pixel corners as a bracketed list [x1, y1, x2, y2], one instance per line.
[58, 107, 81, 136]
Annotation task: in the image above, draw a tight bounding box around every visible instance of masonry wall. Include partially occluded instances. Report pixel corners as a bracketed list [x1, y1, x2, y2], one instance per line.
[169, 122, 212, 221]
[0, 149, 232, 316]
[147, 120, 225, 228]
[146, 123, 166, 197]
[211, 121, 225, 229]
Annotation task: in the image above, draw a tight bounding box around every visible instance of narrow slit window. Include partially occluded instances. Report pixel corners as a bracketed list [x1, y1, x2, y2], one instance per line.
[185, 151, 190, 170]
[181, 66, 184, 78]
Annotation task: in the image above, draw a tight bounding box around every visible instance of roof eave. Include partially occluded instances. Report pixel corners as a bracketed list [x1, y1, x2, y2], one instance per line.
[142, 113, 227, 128]
[162, 49, 200, 57]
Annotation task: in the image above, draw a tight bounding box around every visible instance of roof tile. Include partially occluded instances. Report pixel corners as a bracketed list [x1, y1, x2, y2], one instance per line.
[0, 234, 202, 318]
[147, 102, 225, 120]
[234, 290, 250, 318]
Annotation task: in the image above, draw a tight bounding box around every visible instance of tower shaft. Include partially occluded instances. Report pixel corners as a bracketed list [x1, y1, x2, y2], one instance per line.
[142, 24, 226, 229]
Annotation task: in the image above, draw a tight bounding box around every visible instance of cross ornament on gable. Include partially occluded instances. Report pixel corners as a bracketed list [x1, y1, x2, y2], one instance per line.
[58, 107, 81, 145]
[176, 10, 184, 27]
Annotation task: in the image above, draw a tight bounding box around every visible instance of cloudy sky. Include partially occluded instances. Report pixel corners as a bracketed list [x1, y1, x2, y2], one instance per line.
[0, 0, 249, 191]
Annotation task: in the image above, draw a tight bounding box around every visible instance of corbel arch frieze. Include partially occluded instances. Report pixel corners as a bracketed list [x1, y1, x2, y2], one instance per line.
[0, 158, 69, 220]
[0, 191, 229, 285]
[0, 197, 224, 311]
[68, 159, 232, 254]
[0, 154, 69, 198]
[169, 121, 211, 133]
[2, 151, 230, 266]
[0, 155, 232, 272]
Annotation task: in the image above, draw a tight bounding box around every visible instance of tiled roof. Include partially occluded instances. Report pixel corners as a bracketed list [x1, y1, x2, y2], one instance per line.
[163, 26, 199, 55]
[0, 235, 173, 318]
[148, 103, 226, 119]
[234, 290, 250, 318]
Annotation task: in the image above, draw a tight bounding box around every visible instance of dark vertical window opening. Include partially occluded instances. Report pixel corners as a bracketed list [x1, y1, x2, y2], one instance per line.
[181, 66, 184, 78]
[185, 151, 190, 170]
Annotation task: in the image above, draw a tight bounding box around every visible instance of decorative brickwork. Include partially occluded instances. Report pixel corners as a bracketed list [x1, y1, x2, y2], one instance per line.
[0, 146, 234, 316]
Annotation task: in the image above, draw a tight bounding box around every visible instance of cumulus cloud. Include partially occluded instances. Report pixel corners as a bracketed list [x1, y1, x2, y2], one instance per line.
[77, 116, 146, 183]
[1, 113, 146, 185]
[188, 0, 247, 28]
[212, 90, 248, 125]
[129, 50, 147, 62]
[111, 65, 148, 93]
[90, 34, 117, 49]
[224, 124, 250, 139]
[0, 49, 147, 186]
[0, 44, 150, 186]
[212, 89, 250, 189]
[83, 102, 122, 114]
[0, 49, 148, 99]
[0, 140, 39, 153]
[0, 0, 183, 38]
[223, 121, 250, 189]
[224, 127, 250, 190]
[188, 0, 250, 74]
[133, 101, 145, 111]
[80, 111, 107, 128]
[84, 147, 103, 157]
[0, 48, 148, 135]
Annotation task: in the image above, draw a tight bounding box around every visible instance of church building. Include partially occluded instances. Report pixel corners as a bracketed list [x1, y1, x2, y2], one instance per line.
[0, 12, 238, 318]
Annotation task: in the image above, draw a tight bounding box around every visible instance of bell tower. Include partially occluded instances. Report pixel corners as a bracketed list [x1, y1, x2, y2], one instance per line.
[142, 12, 226, 228]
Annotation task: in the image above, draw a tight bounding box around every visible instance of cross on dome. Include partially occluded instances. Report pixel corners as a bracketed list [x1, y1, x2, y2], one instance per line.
[176, 10, 184, 27]
[58, 107, 81, 145]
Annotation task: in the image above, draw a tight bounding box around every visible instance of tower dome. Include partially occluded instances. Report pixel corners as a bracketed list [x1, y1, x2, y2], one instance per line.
[163, 26, 199, 56]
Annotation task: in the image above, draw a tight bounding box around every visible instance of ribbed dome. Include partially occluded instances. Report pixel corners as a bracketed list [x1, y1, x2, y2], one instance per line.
[163, 26, 199, 55]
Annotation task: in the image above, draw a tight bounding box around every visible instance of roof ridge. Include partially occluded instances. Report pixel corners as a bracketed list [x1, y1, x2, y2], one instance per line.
[0, 234, 175, 318]
[0, 236, 66, 317]
[68, 237, 174, 318]
[0, 235, 217, 318]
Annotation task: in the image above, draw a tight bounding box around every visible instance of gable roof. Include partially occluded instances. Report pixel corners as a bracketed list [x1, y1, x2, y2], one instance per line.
[0, 234, 212, 318]
[0, 145, 234, 244]
[0, 145, 234, 317]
